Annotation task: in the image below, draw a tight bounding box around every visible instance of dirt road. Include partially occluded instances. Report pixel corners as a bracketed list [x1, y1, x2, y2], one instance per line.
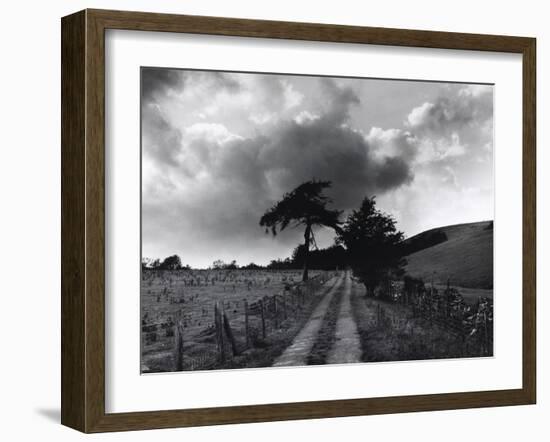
[326, 272, 361, 364]
[272, 270, 362, 367]
[272, 273, 344, 367]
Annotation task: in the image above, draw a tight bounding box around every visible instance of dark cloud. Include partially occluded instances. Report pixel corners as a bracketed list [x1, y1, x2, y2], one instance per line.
[142, 104, 182, 168]
[258, 116, 412, 208]
[141, 68, 184, 102]
[141, 68, 241, 104]
[142, 78, 415, 262]
[318, 78, 360, 124]
[375, 156, 414, 190]
[141, 73, 492, 266]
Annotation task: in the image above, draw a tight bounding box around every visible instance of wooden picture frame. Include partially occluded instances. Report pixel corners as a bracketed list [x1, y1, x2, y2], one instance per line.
[61, 8, 536, 433]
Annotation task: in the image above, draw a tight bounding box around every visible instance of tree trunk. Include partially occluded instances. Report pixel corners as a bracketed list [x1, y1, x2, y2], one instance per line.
[302, 222, 311, 282]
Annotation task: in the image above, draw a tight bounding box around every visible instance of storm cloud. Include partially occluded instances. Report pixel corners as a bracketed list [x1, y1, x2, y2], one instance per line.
[142, 68, 184, 102]
[141, 67, 241, 103]
[141, 71, 493, 267]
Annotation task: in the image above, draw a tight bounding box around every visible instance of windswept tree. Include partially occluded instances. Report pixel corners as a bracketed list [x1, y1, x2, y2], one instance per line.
[260, 180, 342, 281]
[337, 197, 405, 297]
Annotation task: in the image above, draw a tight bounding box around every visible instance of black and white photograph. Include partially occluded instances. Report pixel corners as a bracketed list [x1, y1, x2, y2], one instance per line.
[140, 67, 494, 373]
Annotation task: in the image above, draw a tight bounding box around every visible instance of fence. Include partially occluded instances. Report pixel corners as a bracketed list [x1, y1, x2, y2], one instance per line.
[169, 271, 335, 371]
[374, 276, 493, 355]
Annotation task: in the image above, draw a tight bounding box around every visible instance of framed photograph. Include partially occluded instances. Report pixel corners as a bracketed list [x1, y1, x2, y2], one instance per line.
[61, 9, 536, 433]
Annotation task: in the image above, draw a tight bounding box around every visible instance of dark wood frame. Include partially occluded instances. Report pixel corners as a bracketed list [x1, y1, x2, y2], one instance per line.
[61, 8, 536, 433]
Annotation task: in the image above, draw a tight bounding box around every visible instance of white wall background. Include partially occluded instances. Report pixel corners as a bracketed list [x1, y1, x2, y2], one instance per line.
[0, 0, 546, 440]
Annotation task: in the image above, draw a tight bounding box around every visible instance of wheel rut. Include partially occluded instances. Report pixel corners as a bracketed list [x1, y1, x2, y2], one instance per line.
[272, 273, 344, 367]
[326, 272, 362, 364]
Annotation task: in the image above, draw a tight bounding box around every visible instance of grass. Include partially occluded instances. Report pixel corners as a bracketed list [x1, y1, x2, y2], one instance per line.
[141, 269, 333, 373]
[349, 280, 488, 362]
[211, 281, 337, 370]
[432, 283, 493, 304]
[404, 221, 493, 289]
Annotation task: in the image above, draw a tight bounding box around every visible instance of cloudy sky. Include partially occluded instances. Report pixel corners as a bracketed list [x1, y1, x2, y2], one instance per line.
[141, 68, 493, 268]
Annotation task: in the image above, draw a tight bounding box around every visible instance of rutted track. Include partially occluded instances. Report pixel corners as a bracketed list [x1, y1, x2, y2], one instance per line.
[327, 273, 361, 364]
[273, 270, 362, 367]
[272, 273, 344, 367]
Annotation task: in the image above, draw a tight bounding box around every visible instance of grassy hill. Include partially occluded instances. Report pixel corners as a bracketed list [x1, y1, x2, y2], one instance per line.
[403, 221, 493, 289]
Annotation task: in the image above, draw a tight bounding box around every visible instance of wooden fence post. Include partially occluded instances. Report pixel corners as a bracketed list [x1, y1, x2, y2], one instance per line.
[483, 311, 489, 355]
[173, 320, 184, 371]
[223, 311, 239, 356]
[274, 295, 279, 329]
[260, 298, 266, 339]
[214, 301, 225, 363]
[244, 299, 250, 348]
[282, 294, 287, 321]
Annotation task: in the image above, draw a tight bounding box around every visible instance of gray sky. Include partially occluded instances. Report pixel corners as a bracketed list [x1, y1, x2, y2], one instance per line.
[142, 68, 493, 268]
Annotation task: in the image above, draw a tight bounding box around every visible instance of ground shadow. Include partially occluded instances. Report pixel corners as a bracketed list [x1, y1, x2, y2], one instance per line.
[35, 408, 60, 423]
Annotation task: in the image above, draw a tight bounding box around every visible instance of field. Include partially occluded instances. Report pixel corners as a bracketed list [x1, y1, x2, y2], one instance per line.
[432, 283, 493, 304]
[140, 224, 494, 373]
[350, 283, 487, 362]
[404, 221, 493, 289]
[142, 267, 493, 373]
[140, 268, 328, 373]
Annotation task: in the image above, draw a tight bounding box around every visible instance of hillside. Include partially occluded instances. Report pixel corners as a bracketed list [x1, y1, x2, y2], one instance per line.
[403, 221, 493, 289]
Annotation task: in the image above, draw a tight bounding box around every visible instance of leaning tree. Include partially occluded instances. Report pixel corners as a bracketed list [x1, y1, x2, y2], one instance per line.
[260, 180, 342, 281]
